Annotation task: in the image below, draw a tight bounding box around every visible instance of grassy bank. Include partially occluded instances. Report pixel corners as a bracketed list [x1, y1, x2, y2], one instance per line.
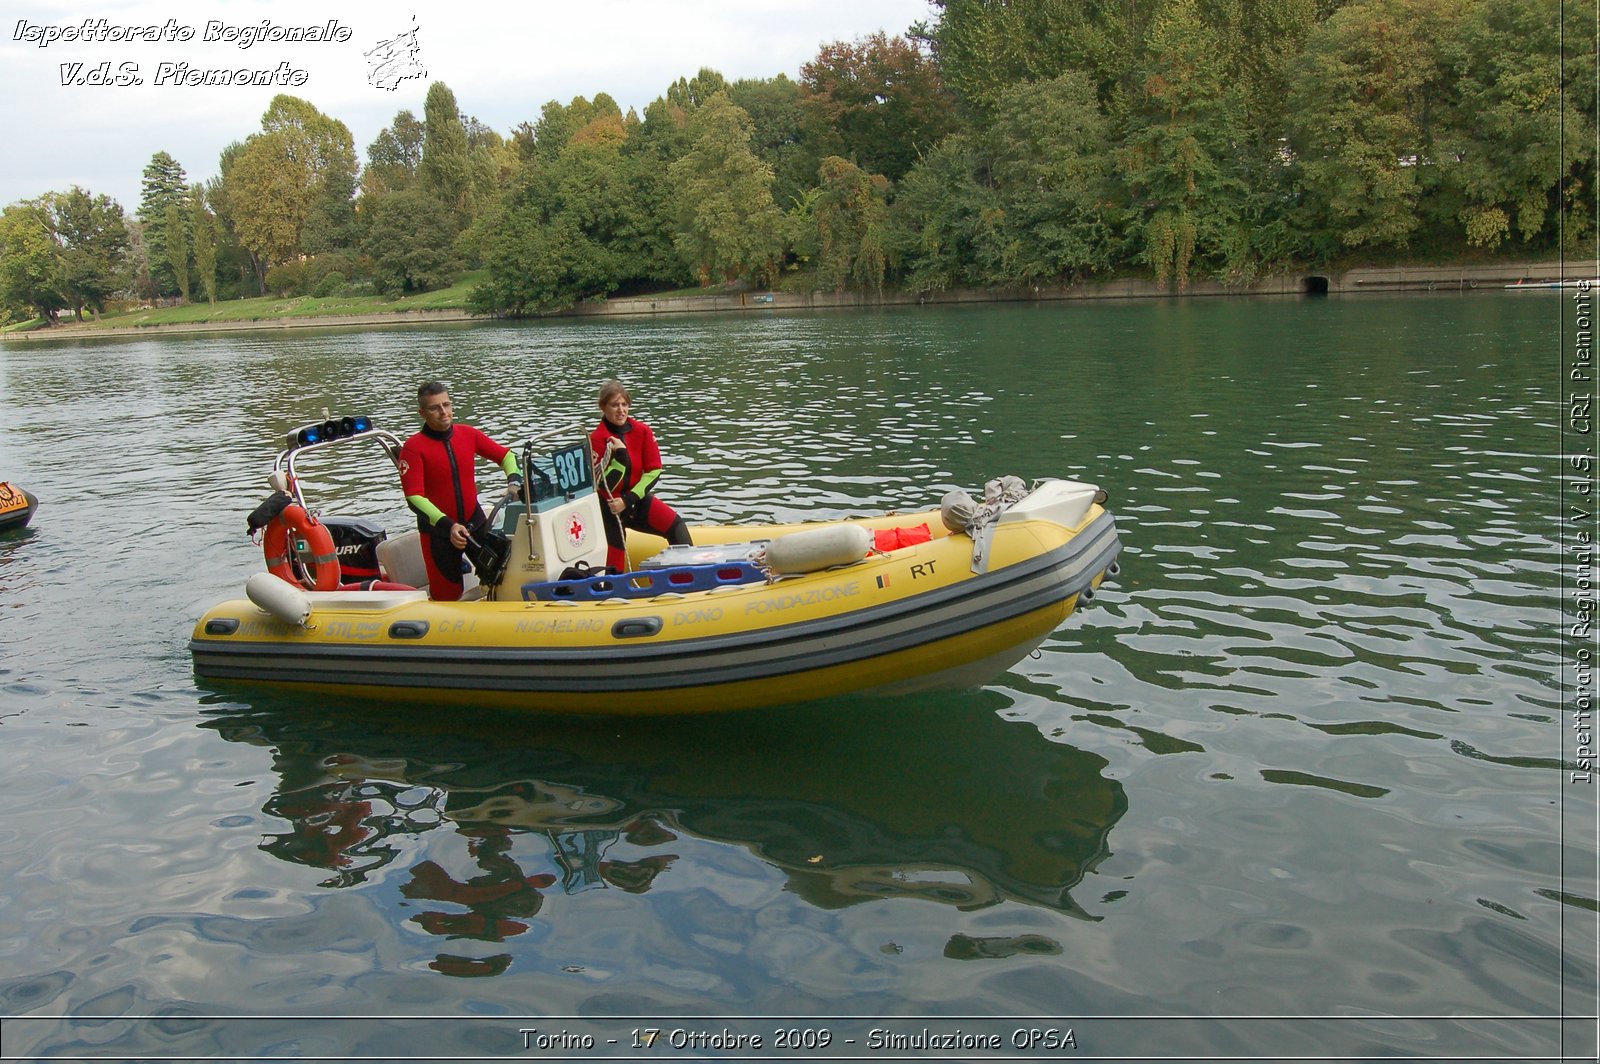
[3, 271, 486, 335]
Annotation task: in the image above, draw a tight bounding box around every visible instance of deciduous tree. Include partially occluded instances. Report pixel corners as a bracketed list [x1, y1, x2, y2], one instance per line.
[190, 184, 219, 306]
[926, 0, 1138, 115]
[799, 32, 956, 183]
[667, 68, 729, 111]
[421, 81, 471, 228]
[981, 72, 1116, 284]
[668, 92, 785, 285]
[363, 187, 462, 296]
[886, 134, 991, 292]
[811, 156, 891, 293]
[53, 187, 130, 319]
[1117, 0, 1250, 288]
[0, 199, 66, 323]
[1286, 0, 1446, 252]
[223, 96, 358, 278]
[163, 199, 190, 302]
[728, 75, 809, 207]
[364, 110, 425, 196]
[474, 128, 677, 314]
[1434, 0, 1589, 249]
[889, 73, 1118, 291]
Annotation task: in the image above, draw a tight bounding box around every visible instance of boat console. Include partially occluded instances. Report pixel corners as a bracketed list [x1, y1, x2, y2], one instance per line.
[492, 437, 610, 594]
[258, 416, 609, 599]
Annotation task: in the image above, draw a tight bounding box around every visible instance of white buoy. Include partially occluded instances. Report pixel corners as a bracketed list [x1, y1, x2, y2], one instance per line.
[762, 524, 872, 574]
[246, 571, 314, 628]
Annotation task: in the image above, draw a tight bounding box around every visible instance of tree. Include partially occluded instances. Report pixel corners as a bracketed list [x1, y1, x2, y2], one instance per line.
[632, 96, 694, 164]
[1434, 0, 1590, 249]
[981, 72, 1117, 283]
[304, 157, 359, 256]
[888, 72, 1118, 291]
[667, 68, 729, 111]
[886, 134, 992, 293]
[624, 69, 733, 167]
[137, 151, 188, 296]
[668, 92, 785, 285]
[473, 128, 678, 315]
[1117, 0, 1252, 288]
[926, 0, 1139, 115]
[190, 184, 219, 306]
[210, 140, 264, 295]
[420, 81, 472, 227]
[363, 188, 463, 296]
[0, 199, 66, 322]
[123, 216, 155, 303]
[227, 133, 306, 281]
[1286, 0, 1447, 252]
[163, 199, 190, 302]
[223, 96, 358, 280]
[728, 75, 809, 205]
[799, 32, 956, 183]
[51, 187, 130, 319]
[517, 96, 605, 163]
[810, 156, 892, 293]
[473, 209, 623, 316]
[460, 113, 516, 255]
[364, 110, 425, 196]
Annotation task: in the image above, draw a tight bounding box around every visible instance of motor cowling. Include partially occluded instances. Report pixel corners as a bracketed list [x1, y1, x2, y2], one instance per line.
[320, 516, 387, 584]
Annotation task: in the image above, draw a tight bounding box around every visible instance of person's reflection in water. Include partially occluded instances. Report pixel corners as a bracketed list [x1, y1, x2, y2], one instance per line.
[263, 784, 375, 877]
[401, 826, 557, 948]
[550, 816, 680, 894]
[260, 778, 431, 889]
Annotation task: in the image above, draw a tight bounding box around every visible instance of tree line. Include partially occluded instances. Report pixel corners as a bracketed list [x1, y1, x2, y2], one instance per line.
[1, 0, 1591, 324]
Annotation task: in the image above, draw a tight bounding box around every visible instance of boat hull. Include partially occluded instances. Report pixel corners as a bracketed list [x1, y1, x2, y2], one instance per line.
[192, 502, 1121, 715]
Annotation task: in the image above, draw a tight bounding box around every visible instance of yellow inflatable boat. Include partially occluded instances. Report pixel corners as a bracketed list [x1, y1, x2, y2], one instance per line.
[190, 420, 1121, 714]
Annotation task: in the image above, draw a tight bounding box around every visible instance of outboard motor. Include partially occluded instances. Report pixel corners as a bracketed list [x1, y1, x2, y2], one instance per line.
[321, 516, 388, 585]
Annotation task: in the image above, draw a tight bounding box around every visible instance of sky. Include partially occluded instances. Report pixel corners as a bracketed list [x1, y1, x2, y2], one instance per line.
[0, 0, 937, 212]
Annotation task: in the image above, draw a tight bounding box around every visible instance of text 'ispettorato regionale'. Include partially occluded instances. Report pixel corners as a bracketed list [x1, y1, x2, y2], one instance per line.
[15, 19, 352, 88]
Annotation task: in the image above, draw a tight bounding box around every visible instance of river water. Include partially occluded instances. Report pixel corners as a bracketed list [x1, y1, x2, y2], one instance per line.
[0, 293, 1594, 1061]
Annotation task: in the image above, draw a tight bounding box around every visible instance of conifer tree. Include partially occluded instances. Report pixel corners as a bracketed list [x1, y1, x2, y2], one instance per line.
[137, 151, 188, 296]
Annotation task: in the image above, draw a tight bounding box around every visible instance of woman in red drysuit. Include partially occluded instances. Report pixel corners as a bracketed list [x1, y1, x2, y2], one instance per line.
[588, 380, 692, 573]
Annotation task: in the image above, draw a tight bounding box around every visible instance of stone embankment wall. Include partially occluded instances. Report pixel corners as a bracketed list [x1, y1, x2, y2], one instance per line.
[571, 261, 1577, 317]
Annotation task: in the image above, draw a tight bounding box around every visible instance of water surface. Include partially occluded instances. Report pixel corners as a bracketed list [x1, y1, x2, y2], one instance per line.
[0, 293, 1593, 1059]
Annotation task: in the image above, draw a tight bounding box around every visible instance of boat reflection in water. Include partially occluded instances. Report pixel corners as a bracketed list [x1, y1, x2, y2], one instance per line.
[201, 689, 1127, 977]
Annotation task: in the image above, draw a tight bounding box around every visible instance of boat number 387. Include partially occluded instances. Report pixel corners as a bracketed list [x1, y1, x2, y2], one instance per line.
[550, 444, 590, 493]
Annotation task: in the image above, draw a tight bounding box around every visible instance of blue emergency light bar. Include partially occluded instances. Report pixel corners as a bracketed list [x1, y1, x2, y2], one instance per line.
[285, 414, 375, 451]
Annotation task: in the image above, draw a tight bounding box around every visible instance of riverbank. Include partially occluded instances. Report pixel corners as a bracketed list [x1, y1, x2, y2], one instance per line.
[567, 259, 1579, 318]
[3, 307, 482, 341]
[2, 259, 1579, 341]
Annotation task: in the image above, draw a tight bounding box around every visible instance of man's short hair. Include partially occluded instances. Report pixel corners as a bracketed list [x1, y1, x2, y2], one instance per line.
[417, 380, 449, 406]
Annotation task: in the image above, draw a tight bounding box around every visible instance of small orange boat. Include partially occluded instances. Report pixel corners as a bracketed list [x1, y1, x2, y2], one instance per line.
[0, 482, 38, 532]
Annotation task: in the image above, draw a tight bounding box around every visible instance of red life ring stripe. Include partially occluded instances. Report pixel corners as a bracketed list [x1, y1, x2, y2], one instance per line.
[261, 504, 340, 592]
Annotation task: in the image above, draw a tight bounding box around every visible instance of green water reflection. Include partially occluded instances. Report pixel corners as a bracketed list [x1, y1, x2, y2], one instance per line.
[201, 689, 1126, 976]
